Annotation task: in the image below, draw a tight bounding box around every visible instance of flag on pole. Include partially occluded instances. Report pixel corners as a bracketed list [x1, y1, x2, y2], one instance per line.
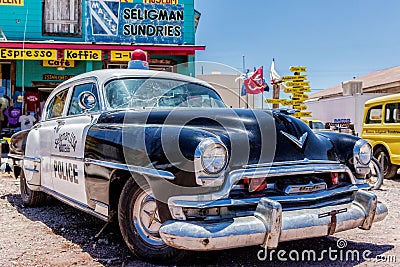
[243, 66, 267, 94]
[270, 58, 281, 84]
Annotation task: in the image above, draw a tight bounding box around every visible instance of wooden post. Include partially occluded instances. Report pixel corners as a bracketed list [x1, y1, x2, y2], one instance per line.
[272, 83, 280, 109]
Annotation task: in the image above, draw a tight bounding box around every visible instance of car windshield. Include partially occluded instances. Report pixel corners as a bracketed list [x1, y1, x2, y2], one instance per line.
[104, 77, 226, 109]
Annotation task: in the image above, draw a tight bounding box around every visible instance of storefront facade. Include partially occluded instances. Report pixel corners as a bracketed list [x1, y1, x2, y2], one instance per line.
[0, 0, 203, 134]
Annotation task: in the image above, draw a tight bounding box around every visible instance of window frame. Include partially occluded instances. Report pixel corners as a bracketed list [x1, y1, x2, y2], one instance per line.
[45, 88, 70, 120]
[365, 105, 383, 124]
[384, 102, 400, 124]
[42, 0, 82, 37]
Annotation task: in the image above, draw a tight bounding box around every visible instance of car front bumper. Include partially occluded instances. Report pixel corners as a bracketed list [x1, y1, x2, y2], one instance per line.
[159, 190, 387, 251]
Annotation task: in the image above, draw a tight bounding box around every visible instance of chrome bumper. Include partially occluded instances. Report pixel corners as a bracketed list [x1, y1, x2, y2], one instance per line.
[159, 190, 387, 251]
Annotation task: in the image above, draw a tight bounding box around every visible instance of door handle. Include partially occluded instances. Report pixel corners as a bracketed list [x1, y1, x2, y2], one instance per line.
[54, 120, 65, 131]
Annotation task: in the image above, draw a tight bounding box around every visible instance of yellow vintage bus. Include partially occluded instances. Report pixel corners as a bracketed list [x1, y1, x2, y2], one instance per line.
[362, 93, 400, 178]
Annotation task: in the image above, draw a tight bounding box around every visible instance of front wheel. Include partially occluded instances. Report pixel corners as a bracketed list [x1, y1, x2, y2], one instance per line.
[20, 169, 47, 207]
[374, 147, 398, 178]
[118, 178, 185, 263]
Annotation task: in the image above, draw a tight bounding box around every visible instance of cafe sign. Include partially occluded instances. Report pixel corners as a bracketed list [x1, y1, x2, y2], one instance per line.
[64, 50, 102, 61]
[86, 1, 184, 44]
[0, 48, 57, 60]
[43, 60, 75, 68]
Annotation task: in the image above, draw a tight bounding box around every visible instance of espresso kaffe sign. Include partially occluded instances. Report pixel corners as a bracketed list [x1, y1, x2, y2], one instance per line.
[86, 1, 184, 44]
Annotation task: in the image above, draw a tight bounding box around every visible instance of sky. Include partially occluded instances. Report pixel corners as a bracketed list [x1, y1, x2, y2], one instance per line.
[194, 0, 400, 94]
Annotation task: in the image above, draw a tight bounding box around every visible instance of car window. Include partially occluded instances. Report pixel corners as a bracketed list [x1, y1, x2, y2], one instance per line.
[384, 103, 400, 123]
[46, 89, 69, 119]
[68, 83, 99, 116]
[104, 78, 225, 109]
[365, 105, 382, 124]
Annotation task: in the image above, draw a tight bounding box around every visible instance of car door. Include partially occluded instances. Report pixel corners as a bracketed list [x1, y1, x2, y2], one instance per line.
[51, 81, 101, 206]
[23, 88, 70, 191]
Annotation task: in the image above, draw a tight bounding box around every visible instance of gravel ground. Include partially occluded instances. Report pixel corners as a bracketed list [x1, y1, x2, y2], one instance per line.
[0, 172, 399, 267]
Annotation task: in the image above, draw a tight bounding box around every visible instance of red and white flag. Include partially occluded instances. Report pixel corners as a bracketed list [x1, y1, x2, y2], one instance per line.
[243, 66, 267, 94]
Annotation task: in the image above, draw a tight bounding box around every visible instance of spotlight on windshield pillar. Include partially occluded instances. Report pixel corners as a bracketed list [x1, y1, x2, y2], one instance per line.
[128, 49, 149, 70]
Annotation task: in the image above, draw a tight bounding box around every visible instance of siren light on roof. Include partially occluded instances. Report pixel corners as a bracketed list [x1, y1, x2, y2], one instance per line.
[128, 49, 149, 70]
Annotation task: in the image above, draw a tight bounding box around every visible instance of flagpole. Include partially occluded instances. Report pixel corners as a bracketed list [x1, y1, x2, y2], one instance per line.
[243, 55, 248, 108]
[262, 66, 264, 110]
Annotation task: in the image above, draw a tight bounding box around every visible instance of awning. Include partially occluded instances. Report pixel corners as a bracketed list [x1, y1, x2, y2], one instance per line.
[0, 41, 205, 56]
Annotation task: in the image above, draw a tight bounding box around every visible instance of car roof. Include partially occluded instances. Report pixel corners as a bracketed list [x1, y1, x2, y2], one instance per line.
[56, 69, 212, 88]
[365, 93, 400, 106]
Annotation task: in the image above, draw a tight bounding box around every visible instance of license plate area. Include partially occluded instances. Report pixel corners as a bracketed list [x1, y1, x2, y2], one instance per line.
[285, 182, 327, 194]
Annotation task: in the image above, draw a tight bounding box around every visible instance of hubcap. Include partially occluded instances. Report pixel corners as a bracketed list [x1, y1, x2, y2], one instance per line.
[132, 188, 164, 247]
[366, 160, 379, 187]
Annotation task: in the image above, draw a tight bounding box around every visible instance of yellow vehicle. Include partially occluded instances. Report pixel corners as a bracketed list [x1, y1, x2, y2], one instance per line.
[362, 93, 400, 178]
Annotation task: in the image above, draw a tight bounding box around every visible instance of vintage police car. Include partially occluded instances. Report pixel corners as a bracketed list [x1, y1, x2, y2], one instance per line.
[9, 65, 387, 263]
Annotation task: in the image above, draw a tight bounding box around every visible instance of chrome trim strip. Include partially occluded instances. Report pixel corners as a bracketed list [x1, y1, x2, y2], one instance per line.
[23, 156, 41, 163]
[41, 186, 108, 221]
[50, 154, 85, 161]
[85, 158, 175, 180]
[243, 159, 340, 169]
[24, 167, 39, 173]
[8, 153, 24, 160]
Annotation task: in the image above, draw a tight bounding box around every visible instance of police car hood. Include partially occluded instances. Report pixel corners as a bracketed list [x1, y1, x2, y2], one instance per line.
[97, 108, 335, 168]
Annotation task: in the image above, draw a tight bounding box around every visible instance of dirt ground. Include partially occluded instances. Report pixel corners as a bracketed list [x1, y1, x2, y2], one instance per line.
[0, 172, 399, 267]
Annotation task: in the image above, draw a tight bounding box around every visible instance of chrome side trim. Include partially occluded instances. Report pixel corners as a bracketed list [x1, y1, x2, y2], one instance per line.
[24, 156, 41, 163]
[41, 186, 108, 221]
[8, 153, 24, 160]
[50, 154, 85, 161]
[24, 167, 39, 173]
[85, 158, 175, 180]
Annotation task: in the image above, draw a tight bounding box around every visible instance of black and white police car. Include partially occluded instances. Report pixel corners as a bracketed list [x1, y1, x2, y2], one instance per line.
[8, 50, 387, 263]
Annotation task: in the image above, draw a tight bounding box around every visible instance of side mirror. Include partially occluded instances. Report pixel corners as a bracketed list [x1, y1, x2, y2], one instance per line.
[78, 91, 97, 111]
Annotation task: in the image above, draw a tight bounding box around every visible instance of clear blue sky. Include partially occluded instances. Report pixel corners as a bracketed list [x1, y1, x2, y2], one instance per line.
[194, 0, 400, 93]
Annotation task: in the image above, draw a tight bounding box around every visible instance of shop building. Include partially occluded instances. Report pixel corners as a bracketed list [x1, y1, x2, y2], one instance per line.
[0, 0, 203, 135]
[306, 66, 400, 134]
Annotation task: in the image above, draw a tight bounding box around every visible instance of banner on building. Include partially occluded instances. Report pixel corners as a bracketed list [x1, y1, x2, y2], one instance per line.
[0, 49, 57, 60]
[0, 0, 24, 6]
[86, 1, 184, 44]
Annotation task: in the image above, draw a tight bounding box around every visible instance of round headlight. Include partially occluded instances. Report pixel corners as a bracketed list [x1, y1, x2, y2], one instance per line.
[201, 142, 228, 174]
[354, 140, 372, 165]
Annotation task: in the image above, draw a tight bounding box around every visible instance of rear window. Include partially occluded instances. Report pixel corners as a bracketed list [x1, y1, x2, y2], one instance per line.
[365, 105, 382, 124]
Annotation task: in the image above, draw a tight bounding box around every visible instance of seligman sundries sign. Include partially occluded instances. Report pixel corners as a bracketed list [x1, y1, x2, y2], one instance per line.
[86, 1, 184, 44]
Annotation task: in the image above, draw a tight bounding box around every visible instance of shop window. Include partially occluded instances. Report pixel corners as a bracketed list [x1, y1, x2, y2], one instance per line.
[43, 0, 81, 36]
[0, 63, 11, 97]
[47, 89, 68, 119]
[365, 105, 382, 124]
[385, 103, 400, 123]
[68, 83, 99, 116]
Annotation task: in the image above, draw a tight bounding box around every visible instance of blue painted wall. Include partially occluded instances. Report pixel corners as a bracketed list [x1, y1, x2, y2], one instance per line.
[0, 0, 195, 44]
[1, 0, 197, 86]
